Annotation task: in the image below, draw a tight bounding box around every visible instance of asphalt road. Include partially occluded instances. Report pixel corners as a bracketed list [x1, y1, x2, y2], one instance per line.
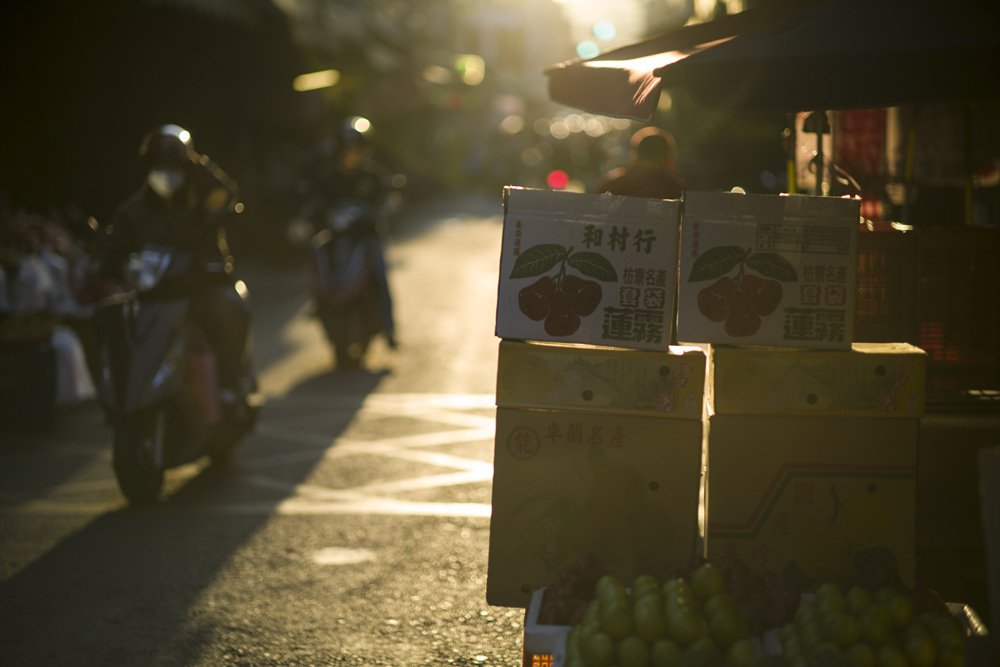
[0, 193, 524, 666]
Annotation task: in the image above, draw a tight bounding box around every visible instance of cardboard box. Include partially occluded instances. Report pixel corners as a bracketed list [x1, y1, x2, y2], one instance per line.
[495, 340, 705, 418]
[496, 187, 680, 350]
[705, 344, 925, 590]
[487, 342, 705, 607]
[710, 343, 926, 417]
[677, 191, 860, 349]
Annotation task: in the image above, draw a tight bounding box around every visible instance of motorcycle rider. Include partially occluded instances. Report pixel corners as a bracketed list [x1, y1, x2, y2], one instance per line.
[302, 119, 398, 364]
[96, 124, 255, 411]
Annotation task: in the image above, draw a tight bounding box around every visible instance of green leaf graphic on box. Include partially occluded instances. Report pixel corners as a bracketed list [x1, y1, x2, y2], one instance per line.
[746, 252, 799, 282]
[509, 244, 567, 278]
[567, 251, 618, 282]
[688, 246, 746, 282]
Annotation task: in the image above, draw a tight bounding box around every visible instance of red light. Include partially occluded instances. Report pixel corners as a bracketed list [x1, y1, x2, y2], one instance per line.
[546, 169, 569, 190]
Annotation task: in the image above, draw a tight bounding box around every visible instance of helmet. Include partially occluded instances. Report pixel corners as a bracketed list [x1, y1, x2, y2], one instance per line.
[139, 124, 196, 168]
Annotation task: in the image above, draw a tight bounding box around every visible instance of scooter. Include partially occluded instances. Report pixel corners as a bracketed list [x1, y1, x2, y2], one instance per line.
[93, 247, 258, 505]
[307, 200, 394, 369]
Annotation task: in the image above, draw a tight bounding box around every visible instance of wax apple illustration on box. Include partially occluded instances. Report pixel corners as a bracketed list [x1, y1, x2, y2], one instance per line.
[513, 244, 617, 337]
[690, 246, 798, 337]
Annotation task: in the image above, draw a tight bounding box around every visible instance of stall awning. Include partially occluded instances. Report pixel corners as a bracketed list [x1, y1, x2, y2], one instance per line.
[546, 0, 1000, 117]
[654, 0, 1000, 111]
[544, 2, 809, 119]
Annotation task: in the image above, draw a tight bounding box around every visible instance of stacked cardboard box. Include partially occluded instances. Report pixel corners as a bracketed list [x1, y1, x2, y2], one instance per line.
[675, 191, 926, 589]
[488, 187, 706, 608]
[704, 343, 926, 588]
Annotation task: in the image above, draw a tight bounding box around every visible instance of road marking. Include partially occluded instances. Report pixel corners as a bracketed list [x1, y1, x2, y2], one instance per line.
[6, 394, 497, 519]
[311, 546, 376, 565]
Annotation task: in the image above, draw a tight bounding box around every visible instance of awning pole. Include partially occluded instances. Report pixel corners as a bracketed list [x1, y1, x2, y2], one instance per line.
[815, 109, 825, 196]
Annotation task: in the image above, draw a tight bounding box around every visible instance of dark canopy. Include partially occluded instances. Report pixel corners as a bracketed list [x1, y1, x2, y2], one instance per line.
[546, 0, 1000, 117]
[656, 0, 1000, 111]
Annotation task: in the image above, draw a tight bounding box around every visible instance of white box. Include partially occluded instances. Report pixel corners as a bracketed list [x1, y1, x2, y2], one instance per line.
[497, 187, 680, 350]
[677, 191, 859, 349]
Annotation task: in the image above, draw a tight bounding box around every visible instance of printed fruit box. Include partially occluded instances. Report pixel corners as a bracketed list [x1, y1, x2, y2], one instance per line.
[677, 191, 860, 349]
[487, 343, 705, 608]
[709, 342, 926, 418]
[497, 186, 681, 350]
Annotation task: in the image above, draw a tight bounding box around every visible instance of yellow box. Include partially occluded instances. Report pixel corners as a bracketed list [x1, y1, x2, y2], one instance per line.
[487, 342, 706, 607]
[709, 342, 926, 417]
[706, 416, 918, 588]
[496, 340, 706, 418]
[705, 344, 925, 590]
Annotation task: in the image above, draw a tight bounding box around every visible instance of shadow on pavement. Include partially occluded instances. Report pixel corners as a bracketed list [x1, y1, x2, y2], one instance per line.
[0, 302, 389, 666]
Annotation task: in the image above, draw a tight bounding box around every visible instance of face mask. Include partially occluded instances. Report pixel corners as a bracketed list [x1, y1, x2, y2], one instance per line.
[147, 168, 186, 198]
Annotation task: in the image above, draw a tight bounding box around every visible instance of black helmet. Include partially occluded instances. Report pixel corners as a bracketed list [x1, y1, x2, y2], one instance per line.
[139, 124, 196, 168]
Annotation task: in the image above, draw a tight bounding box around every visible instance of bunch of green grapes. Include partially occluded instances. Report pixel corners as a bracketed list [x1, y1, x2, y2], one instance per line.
[776, 582, 966, 667]
[564, 563, 760, 667]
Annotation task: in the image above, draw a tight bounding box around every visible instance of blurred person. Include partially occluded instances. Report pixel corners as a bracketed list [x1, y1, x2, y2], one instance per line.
[95, 124, 255, 407]
[299, 119, 398, 368]
[595, 127, 686, 200]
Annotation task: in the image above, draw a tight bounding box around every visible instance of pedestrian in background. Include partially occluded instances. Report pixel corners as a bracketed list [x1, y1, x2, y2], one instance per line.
[595, 127, 686, 200]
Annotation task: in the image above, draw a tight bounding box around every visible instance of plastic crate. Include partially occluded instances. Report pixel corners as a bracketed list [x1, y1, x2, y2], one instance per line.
[915, 228, 1000, 406]
[855, 223, 917, 343]
[855, 225, 1000, 408]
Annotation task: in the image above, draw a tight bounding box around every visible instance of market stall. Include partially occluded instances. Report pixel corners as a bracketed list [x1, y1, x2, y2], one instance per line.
[485, 1, 999, 664]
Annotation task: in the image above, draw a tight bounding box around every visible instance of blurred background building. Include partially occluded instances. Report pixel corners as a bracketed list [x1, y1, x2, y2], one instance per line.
[3, 0, 995, 254]
[0, 0, 738, 249]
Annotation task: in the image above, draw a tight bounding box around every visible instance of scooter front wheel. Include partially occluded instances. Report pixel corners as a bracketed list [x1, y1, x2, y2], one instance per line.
[113, 410, 166, 505]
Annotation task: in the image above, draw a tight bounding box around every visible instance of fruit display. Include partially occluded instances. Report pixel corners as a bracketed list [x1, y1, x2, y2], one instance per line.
[560, 562, 759, 667]
[772, 581, 968, 667]
[530, 556, 980, 667]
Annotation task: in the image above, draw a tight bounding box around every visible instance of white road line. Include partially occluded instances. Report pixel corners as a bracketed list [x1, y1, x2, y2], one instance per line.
[348, 469, 492, 495]
[273, 497, 491, 518]
[6, 393, 498, 519]
[8, 497, 493, 518]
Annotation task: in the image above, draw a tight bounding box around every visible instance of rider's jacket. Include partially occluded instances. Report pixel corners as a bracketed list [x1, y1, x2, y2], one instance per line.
[98, 156, 239, 279]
